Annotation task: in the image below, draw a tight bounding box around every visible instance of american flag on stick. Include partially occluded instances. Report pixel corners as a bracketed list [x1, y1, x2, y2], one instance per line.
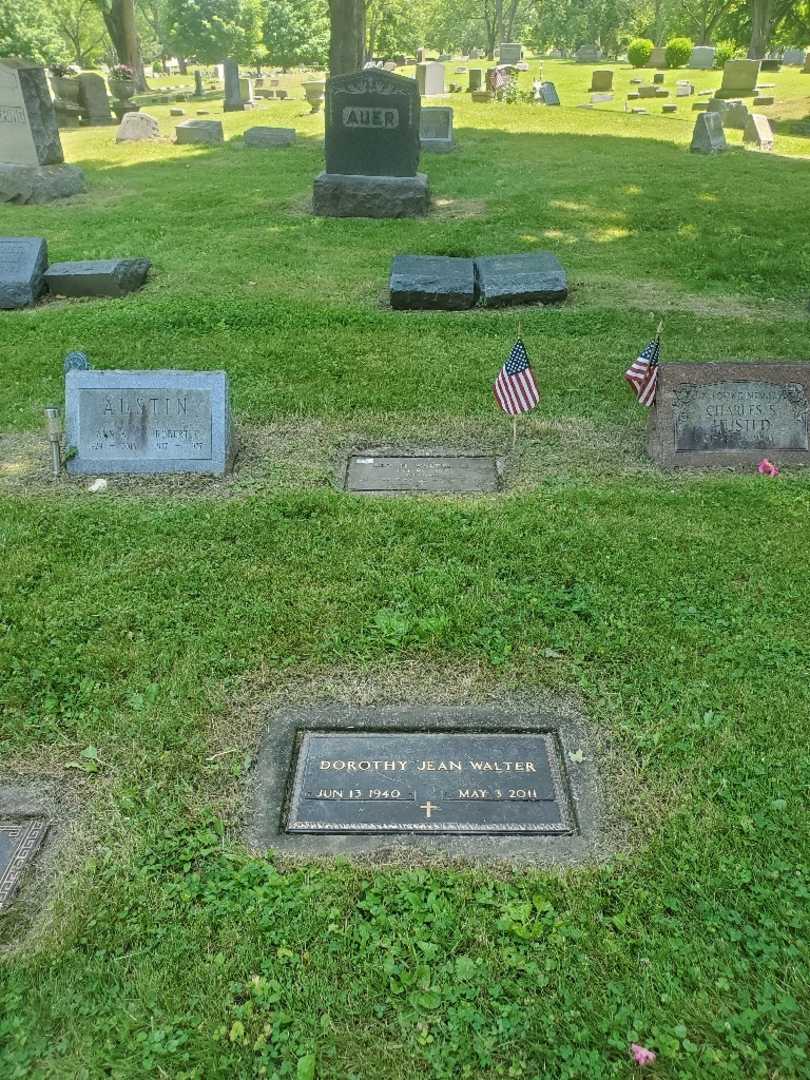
[625, 331, 661, 407]
[494, 338, 540, 416]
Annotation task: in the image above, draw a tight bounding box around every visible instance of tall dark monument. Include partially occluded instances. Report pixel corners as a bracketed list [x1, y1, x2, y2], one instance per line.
[313, 68, 429, 218]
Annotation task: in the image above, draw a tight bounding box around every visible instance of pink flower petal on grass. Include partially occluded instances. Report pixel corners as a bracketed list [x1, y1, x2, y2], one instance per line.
[757, 458, 780, 477]
[630, 1043, 657, 1067]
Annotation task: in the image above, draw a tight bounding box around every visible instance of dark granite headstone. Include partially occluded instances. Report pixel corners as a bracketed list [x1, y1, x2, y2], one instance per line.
[477, 253, 568, 307]
[0, 236, 47, 309]
[223, 59, 242, 111]
[540, 81, 560, 105]
[649, 363, 810, 468]
[346, 454, 498, 492]
[44, 258, 151, 298]
[325, 68, 421, 176]
[286, 731, 572, 833]
[65, 369, 234, 475]
[0, 818, 48, 911]
[389, 255, 476, 309]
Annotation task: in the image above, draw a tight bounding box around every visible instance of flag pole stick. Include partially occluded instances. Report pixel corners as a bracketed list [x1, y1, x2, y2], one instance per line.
[513, 318, 523, 452]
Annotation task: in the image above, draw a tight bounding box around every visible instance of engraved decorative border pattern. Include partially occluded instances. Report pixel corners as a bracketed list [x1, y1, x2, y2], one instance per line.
[0, 818, 48, 911]
[329, 72, 416, 128]
[285, 731, 575, 836]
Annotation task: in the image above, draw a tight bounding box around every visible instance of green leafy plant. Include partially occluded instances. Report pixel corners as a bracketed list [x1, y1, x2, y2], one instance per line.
[665, 36, 693, 68]
[715, 39, 745, 67]
[628, 37, 654, 67]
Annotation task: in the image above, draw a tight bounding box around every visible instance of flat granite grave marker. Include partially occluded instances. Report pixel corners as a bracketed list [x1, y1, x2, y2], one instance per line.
[477, 252, 568, 307]
[345, 453, 498, 492]
[175, 119, 223, 145]
[0, 818, 49, 911]
[389, 255, 476, 309]
[65, 369, 234, 475]
[244, 126, 295, 148]
[45, 258, 151, 298]
[252, 705, 601, 863]
[649, 363, 810, 468]
[314, 68, 428, 218]
[0, 236, 47, 309]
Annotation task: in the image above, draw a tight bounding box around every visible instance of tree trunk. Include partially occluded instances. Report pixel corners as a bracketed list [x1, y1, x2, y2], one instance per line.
[748, 0, 772, 56]
[100, 0, 148, 90]
[495, 0, 504, 45]
[178, 57, 188, 74]
[328, 0, 366, 77]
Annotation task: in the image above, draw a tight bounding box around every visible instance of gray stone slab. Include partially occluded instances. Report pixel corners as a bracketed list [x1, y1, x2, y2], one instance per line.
[718, 58, 760, 96]
[690, 111, 727, 153]
[0, 162, 85, 204]
[250, 704, 605, 865]
[539, 81, 560, 105]
[175, 119, 223, 145]
[0, 236, 47, 309]
[325, 69, 421, 177]
[244, 126, 295, 148]
[223, 58, 242, 111]
[589, 69, 613, 92]
[44, 258, 150, 298]
[0, 817, 48, 912]
[649, 363, 810, 468]
[0, 58, 63, 166]
[116, 112, 160, 142]
[707, 97, 750, 128]
[476, 252, 567, 307]
[65, 368, 233, 475]
[77, 73, 113, 125]
[415, 61, 446, 96]
[689, 45, 716, 69]
[419, 106, 454, 152]
[389, 255, 476, 310]
[346, 454, 497, 492]
[313, 172, 429, 219]
[498, 43, 523, 64]
[744, 112, 774, 150]
[590, 92, 614, 103]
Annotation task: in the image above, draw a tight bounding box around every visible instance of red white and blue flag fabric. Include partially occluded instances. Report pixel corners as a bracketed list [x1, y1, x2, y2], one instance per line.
[625, 336, 660, 407]
[494, 339, 540, 415]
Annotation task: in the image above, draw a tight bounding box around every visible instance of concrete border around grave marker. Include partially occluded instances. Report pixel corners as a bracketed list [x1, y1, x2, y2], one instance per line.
[0, 778, 76, 925]
[249, 703, 607, 866]
[649, 362, 810, 469]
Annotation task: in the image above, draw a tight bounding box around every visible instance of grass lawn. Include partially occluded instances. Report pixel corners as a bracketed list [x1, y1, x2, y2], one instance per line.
[0, 59, 809, 1078]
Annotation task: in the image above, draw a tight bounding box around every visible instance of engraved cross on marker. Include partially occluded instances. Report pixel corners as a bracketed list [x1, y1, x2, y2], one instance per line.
[419, 801, 439, 819]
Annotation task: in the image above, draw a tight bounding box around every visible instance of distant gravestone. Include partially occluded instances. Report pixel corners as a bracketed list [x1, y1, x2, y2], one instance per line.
[389, 255, 476, 309]
[346, 455, 498, 493]
[718, 59, 761, 97]
[416, 61, 446, 96]
[760, 59, 781, 72]
[804, 55, 810, 73]
[649, 364, 810, 468]
[540, 81, 560, 105]
[223, 59, 243, 111]
[419, 106, 454, 152]
[65, 369, 234, 476]
[44, 258, 151, 298]
[653, 72, 665, 84]
[498, 43, 523, 64]
[0, 817, 49, 912]
[590, 69, 613, 92]
[238, 76, 256, 107]
[314, 68, 427, 218]
[676, 81, 694, 96]
[175, 119, 224, 145]
[688, 45, 716, 69]
[690, 111, 726, 152]
[575, 45, 601, 62]
[647, 46, 667, 68]
[753, 94, 774, 105]
[591, 92, 613, 103]
[0, 236, 47, 309]
[77, 73, 114, 125]
[468, 69, 483, 92]
[244, 126, 295, 148]
[638, 86, 659, 98]
[477, 253, 567, 307]
[116, 112, 160, 142]
[743, 113, 774, 150]
[782, 48, 805, 65]
[662, 104, 677, 113]
[193, 70, 204, 97]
